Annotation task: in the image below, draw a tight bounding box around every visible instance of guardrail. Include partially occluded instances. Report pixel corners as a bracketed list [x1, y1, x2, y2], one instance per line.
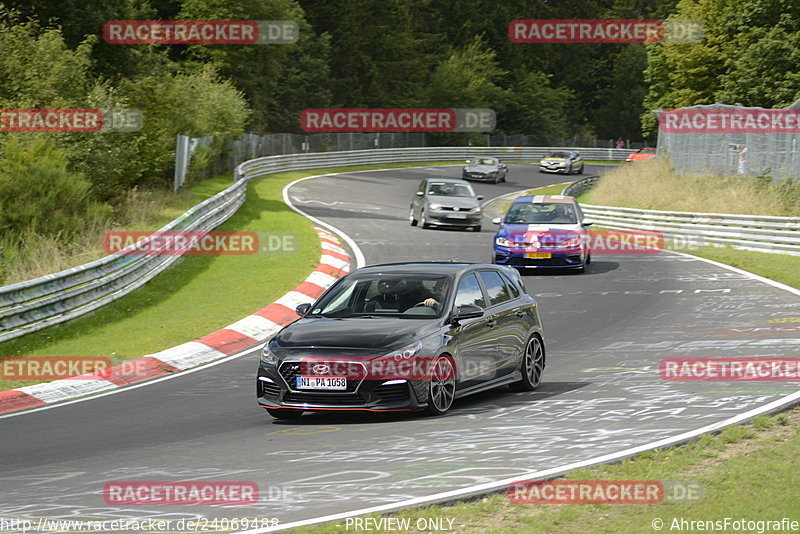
[235, 146, 632, 180]
[562, 176, 800, 255]
[0, 146, 629, 344]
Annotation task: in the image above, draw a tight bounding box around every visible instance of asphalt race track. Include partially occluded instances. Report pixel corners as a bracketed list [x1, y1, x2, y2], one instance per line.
[1, 163, 799, 532]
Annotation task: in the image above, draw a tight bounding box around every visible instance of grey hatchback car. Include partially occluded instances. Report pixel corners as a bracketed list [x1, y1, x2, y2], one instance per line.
[410, 178, 484, 231]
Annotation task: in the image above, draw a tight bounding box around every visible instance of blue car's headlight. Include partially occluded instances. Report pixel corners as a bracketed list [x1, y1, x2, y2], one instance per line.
[495, 236, 511, 247]
[558, 236, 582, 248]
[260, 344, 278, 365]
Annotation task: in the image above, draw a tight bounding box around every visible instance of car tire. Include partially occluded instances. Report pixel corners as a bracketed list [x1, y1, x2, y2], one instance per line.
[501, 173, 507, 182]
[266, 408, 304, 419]
[586, 252, 592, 264]
[421, 209, 431, 229]
[409, 207, 418, 226]
[494, 175, 500, 184]
[473, 225, 482, 232]
[577, 164, 584, 174]
[566, 163, 573, 174]
[424, 356, 456, 416]
[510, 335, 544, 392]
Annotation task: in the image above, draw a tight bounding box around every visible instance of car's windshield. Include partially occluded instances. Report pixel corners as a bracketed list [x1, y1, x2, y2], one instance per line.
[309, 274, 452, 318]
[427, 182, 475, 197]
[504, 202, 578, 224]
[469, 158, 497, 165]
[546, 151, 571, 159]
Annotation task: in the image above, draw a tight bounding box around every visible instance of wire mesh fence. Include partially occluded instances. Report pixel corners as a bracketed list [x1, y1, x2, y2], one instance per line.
[654, 103, 800, 179]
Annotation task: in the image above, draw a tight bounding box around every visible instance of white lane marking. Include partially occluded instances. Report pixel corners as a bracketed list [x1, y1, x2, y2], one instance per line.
[0, 170, 367, 419]
[240, 387, 800, 533]
[282, 174, 366, 268]
[238, 249, 800, 533]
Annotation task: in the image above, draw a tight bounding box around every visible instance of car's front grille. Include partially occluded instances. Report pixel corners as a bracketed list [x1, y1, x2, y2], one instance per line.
[440, 207, 471, 212]
[508, 256, 578, 267]
[283, 392, 365, 406]
[375, 382, 410, 404]
[279, 361, 363, 392]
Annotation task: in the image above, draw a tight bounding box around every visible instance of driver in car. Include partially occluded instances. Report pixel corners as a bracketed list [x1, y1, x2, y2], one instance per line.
[367, 279, 439, 312]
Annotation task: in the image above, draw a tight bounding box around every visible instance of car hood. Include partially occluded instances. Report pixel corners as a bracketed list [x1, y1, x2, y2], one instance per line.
[541, 157, 568, 163]
[273, 317, 440, 352]
[497, 222, 582, 240]
[465, 164, 498, 173]
[427, 195, 479, 208]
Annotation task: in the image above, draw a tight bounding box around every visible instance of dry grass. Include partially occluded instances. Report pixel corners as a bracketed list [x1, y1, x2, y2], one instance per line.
[2, 188, 194, 285]
[587, 159, 800, 216]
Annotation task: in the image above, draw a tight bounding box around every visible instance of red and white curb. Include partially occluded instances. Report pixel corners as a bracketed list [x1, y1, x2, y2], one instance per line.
[0, 228, 350, 415]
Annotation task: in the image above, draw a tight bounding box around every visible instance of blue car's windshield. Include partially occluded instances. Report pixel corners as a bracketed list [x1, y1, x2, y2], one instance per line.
[309, 274, 452, 318]
[505, 202, 577, 224]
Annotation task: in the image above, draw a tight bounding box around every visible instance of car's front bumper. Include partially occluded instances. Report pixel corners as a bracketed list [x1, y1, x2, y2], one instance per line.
[257, 364, 427, 413]
[493, 246, 586, 269]
[463, 172, 498, 181]
[427, 210, 482, 226]
[539, 164, 569, 174]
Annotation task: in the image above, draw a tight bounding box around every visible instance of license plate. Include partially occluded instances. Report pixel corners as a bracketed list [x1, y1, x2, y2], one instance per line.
[448, 213, 467, 219]
[525, 252, 552, 259]
[296, 376, 347, 390]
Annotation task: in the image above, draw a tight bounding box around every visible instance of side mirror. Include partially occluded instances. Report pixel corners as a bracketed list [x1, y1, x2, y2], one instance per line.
[451, 304, 483, 323]
[477, 195, 484, 201]
[416, 191, 424, 196]
[492, 217, 502, 225]
[295, 303, 311, 316]
[582, 218, 594, 226]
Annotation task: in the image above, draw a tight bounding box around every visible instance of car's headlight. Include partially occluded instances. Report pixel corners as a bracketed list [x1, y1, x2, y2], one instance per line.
[260, 344, 278, 365]
[470, 207, 482, 213]
[558, 236, 581, 248]
[386, 341, 423, 361]
[495, 236, 511, 247]
[558, 162, 567, 166]
[429, 203, 442, 210]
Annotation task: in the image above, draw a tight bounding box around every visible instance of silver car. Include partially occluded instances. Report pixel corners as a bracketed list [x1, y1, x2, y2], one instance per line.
[410, 178, 484, 232]
[462, 157, 508, 183]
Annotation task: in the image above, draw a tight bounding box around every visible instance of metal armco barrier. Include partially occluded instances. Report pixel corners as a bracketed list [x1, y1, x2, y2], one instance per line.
[563, 176, 800, 255]
[0, 146, 630, 344]
[0, 181, 246, 343]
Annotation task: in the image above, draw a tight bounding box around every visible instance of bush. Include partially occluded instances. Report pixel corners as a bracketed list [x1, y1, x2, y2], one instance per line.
[0, 138, 111, 245]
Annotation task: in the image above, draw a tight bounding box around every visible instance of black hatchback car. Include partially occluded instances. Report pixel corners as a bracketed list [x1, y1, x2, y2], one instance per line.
[257, 262, 545, 418]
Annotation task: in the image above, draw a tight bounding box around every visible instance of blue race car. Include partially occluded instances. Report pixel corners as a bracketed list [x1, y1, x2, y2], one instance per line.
[491, 195, 593, 272]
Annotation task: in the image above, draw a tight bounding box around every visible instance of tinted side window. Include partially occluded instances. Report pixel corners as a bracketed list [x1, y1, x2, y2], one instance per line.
[479, 270, 511, 306]
[454, 273, 485, 309]
[499, 272, 520, 298]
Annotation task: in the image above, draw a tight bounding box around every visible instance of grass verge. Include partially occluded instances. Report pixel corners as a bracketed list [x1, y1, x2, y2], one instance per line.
[580, 159, 800, 216]
[284, 408, 800, 533]
[0, 161, 466, 391]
